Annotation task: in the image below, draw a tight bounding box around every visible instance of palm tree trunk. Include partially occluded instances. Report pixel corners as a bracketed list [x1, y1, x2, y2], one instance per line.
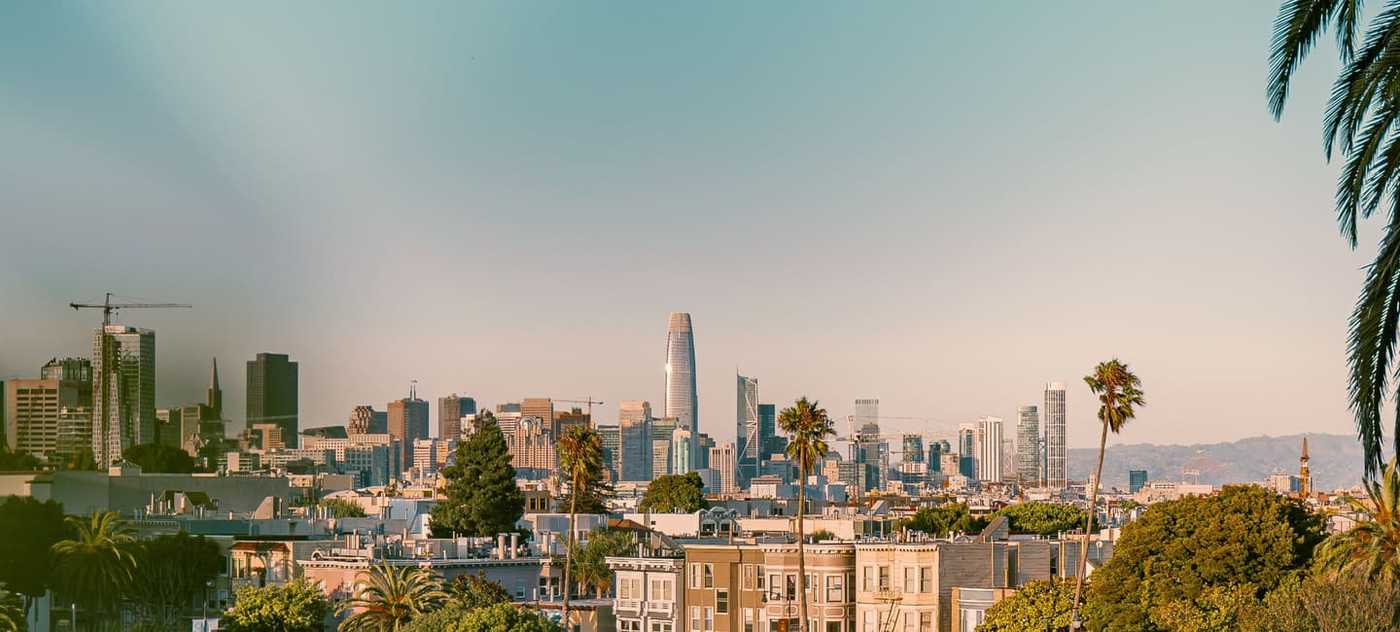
[562, 486, 579, 628]
[1071, 416, 1109, 627]
[796, 462, 808, 632]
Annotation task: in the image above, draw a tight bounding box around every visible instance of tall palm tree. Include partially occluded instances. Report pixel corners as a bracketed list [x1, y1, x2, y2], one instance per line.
[1070, 360, 1145, 629]
[1317, 457, 1400, 580]
[337, 563, 447, 632]
[1268, 0, 1400, 479]
[51, 511, 136, 631]
[557, 424, 605, 626]
[778, 397, 834, 632]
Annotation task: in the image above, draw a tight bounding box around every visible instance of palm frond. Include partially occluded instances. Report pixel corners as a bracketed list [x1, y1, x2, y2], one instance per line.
[1270, 0, 1352, 119]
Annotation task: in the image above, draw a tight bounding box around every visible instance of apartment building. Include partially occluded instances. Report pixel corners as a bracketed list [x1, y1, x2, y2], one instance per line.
[682, 543, 767, 632]
[760, 542, 856, 632]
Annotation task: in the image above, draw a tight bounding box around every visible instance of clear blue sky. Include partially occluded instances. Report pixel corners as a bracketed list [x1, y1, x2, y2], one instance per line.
[0, 1, 1367, 449]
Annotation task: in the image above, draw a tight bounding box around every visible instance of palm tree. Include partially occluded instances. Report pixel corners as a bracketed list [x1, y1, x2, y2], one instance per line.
[1070, 359, 1145, 629]
[51, 511, 136, 631]
[1268, 0, 1400, 479]
[778, 397, 835, 632]
[1317, 457, 1400, 580]
[336, 563, 447, 632]
[557, 424, 605, 625]
[0, 585, 21, 632]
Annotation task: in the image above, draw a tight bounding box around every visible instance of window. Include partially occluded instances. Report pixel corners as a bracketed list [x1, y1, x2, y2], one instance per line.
[717, 589, 729, 614]
[878, 566, 890, 591]
[826, 574, 843, 602]
[619, 577, 640, 600]
[863, 611, 876, 632]
[743, 565, 756, 590]
[769, 574, 782, 600]
[919, 567, 932, 593]
[827, 622, 842, 632]
[919, 612, 932, 632]
[786, 574, 797, 601]
[863, 566, 875, 592]
[904, 612, 915, 632]
[652, 624, 673, 632]
[704, 606, 715, 631]
[904, 567, 916, 593]
[691, 564, 702, 589]
[692, 607, 702, 631]
[703, 563, 715, 589]
[757, 571, 765, 590]
[651, 577, 673, 602]
[620, 620, 641, 632]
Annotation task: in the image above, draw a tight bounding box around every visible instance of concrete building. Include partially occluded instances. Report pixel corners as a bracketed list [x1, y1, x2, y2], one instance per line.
[4, 378, 87, 462]
[387, 386, 429, 473]
[91, 324, 155, 465]
[1045, 382, 1067, 489]
[438, 394, 476, 442]
[506, 416, 557, 473]
[247, 353, 298, 448]
[252, 423, 285, 450]
[302, 433, 402, 486]
[597, 424, 621, 479]
[710, 442, 737, 497]
[619, 400, 653, 482]
[521, 398, 556, 433]
[1128, 469, 1148, 494]
[976, 416, 1003, 483]
[347, 405, 387, 434]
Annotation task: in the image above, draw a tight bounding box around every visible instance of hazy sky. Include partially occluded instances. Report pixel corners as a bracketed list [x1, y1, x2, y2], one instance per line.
[0, 2, 1372, 450]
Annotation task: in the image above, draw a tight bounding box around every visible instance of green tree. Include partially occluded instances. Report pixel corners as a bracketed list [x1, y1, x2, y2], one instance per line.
[51, 511, 136, 630]
[995, 503, 1088, 537]
[0, 497, 67, 620]
[1149, 584, 1263, 632]
[430, 413, 525, 538]
[320, 498, 368, 518]
[778, 396, 835, 632]
[899, 504, 987, 537]
[221, 579, 329, 632]
[125, 532, 223, 629]
[980, 579, 1074, 631]
[64, 447, 98, 472]
[1071, 359, 1146, 628]
[336, 563, 448, 632]
[807, 529, 835, 543]
[1082, 485, 1325, 631]
[399, 600, 475, 632]
[570, 529, 635, 598]
[638, 472, 709, 513]
[1267, 0, 1400, 478]
[1315, 457, 1400, 580]
[0, 449, 40, 472]
[1295, 568, 1400, 632]
[557, 425, 605, 623]
[458, 603, 560, 632]
[121, 443, 195, 473]
[0, 585, 21, 632]
[446, 572, 513, 611]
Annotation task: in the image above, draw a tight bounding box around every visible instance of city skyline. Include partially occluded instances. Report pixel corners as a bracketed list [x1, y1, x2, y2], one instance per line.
[0, 3, 1363, 451]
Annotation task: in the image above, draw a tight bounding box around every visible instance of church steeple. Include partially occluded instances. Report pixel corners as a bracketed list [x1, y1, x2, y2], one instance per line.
[207, 357, 223, 418]
[1298, 436, 1312, 499]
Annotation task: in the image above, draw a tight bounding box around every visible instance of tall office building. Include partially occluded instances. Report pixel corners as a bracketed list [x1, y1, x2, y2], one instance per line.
[672, 427, 695, 475]
[388, 387, 430, 473]
[758, 403, 778, 458]
[664, 312, 698, 438]
[521, 398, 555, 433]
[1129, 469, 1148, 494]
[348, 405, 388, 434]
[41, 358, 93, 405]
[438, 394, 477, 442]
[4, 378, 86, 462]
[1016, 404, 1041, 484]
[710, 441, 737, 497]
[618, 400, 653, 481]
[597, 424, 621, 479]
[652, 416, 678, 478]
[902, 434, 925, 463]
[246, 353, 298, 447]
[1045, 382, 1067, 488]
[854, 398, 880, 431]
[91, 325, 155, 465]
[975, 416, 1003, 482]
[927, 439, 950, 472]
[735, 373, 760, 485]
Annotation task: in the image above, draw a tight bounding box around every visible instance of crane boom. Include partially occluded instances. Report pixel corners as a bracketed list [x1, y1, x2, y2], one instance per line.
[70, 293, 191, 325]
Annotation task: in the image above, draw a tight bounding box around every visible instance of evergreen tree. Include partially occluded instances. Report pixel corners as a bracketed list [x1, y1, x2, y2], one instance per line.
[431, 415, 524, 537]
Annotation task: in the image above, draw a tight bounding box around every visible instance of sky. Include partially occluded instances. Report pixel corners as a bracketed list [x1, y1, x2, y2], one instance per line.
[0, 2, 1374, 451]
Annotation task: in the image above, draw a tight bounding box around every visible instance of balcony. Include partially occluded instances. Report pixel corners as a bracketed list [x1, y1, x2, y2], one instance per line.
[618, 599, 642, 613]
[648, 601, 673, 615]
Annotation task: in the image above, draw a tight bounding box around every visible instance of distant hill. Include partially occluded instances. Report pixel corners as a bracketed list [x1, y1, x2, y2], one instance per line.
[1067, 433, 1365, 491]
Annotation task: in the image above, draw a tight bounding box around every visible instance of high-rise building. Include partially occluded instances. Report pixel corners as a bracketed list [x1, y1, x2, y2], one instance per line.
[252, 423, 285, 450]
[758, 403, 778, 459]
[976, 416, 1004, 482]
[735, 373, 760, 485]
[1016, 404, 1041, 485]
[246, 353, 298, 447]
[710, 441, 737, 497]
[348, 405, 388, 434]
[438, 394, 476, 442]
[664, 312, 698, 442]
[902, 434, 925, 463]
[41, 357, 93, 405]
[91, 324, 155, 465]
[206, 358, 223, 419]
[652, 416, 679, 478]
[387, 385, 429, 474]
[1128, 469, 1148, 494]
[618, 400, 653, 482]
[556, 408, 591, 434]
[4, 378, 86, 462]
[672, 427, 695, 475]
[697, 433, 716, 471]
[1045, 382, 1067, 489]
[597, 424, 621, 479]
[521, 398, 555, 433]
[927, 439, 950, 472]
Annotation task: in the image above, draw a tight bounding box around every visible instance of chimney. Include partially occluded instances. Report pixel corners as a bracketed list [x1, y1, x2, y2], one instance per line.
[510, 533, 519, 559]
[497, 534, 508, 559]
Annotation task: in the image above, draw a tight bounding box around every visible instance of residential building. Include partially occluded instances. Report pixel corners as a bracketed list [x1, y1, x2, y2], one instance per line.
[1045, 382, 1067, 489]
[91, 324, 155, 465]
[682, 543, 766, 632]
[736, 373, 760, 486]
[608, 534, 686, 632]
[665, 312, 698, 452]
[246, 353, 298, 447]
[387, 386, 429, 473]
[438, 394, 476, 442]
[761, 542, 857, 632]
[619, 400, 653, 482]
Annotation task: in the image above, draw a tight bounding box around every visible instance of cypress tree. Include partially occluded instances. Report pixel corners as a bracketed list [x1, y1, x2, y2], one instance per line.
[430, 415, 524, 537]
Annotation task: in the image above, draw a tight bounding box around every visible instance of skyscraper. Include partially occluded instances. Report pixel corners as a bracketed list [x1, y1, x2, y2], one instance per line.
[976, 416, 1003, 482]
[618, 400, 653, 482]
[902, 434, 924, 463]
[521, 398, 555, 433]
[1016, 404, 1041, 484]
[1128, 469, 1148, 494]
[854, 398, 882, 489]
[348, 405, 388, 434]
[758, 403, 778, 458]
[438, 394, 476, 442]
[664, 312, 698, 437]
[1045, 382, 1067, 489]
[735, 373, 760, 485]
[5, 378, 85, 462]
[597, 424, 621, 479]
[710, 441, 737, 497]
[91, 324, 155, 465]
[246, 353, 298, 447]
[207, 358, 223, 419]
[854, 398, 880, 432]
[652, 416, 678, 478]
[388, 385, 429, 473]
[957, 423, 978, 479]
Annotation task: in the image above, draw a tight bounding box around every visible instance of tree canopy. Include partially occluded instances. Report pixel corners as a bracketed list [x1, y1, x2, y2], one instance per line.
[459, 603, 561, 632]
[638, 472, 708, 513]
[121, 443, 195, 474]
[220, 579, 329, 632]
[1083, 485, 1325, 630]
[446, 572, 513, 611]
[319, 498, 367, 518]
[0, 496, 67, 613]
[125, 532, 223, 628]
[430, 416, 525, 537]
[900, 503, 987, 537]
[0, 449, 40, 472]
[997, 503, 1089, 537]
[980, 579, 1074, 631]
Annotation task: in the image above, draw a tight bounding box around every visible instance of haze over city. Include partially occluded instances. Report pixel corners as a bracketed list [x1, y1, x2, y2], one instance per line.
[0, 1, 1367, 449]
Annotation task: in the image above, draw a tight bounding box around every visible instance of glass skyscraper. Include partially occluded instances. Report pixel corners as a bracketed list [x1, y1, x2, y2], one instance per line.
[736, 373, 759, 484]
[247, 353, 299, 447]
[91, 325, 155, 465]
[1016, 404, 1041, 484]
[665, 312, 698, 467]
[1045, 382, 1067, 489]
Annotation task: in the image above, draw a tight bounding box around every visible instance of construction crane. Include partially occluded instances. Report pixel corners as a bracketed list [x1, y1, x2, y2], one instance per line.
[71, 293, 191, 465]
[554, 397, 605, 420]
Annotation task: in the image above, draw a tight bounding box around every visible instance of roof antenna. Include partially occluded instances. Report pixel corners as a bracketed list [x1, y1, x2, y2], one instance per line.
[410, 379, 417, 400]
